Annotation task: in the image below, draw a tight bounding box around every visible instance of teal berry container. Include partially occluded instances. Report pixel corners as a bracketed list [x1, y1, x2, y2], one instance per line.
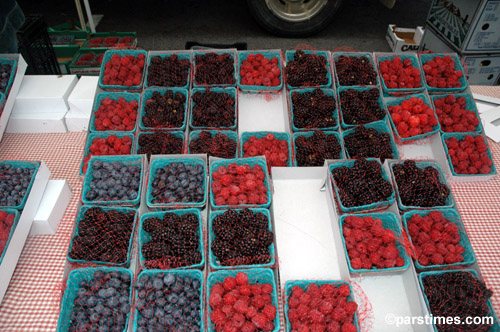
[238, 50, 283, 92]
[207, 268, 280, 332]
[209, 157, 272, 209]
[208, 208, 275, 270]
[332, 52, 380, 88]
[419, 53, 468, 94]
[441, 132, 497, 177]
[145, 51, 192, 89]
[67, 205, 137, 267]
[385, 93, 441, 142]
[0, 57, 18, 96]
[138, 209, 205, 270]
[337, 86, 387, 129]
[289, 88, 339, 132]
[284, 280, 360, 332]
[139, 87, 188, 131]
[390, 160, 455, 211]
[342, 120, 400, 160]
[88, 91, 140, 133]
[339, 212, 410, 275]
[240, 131, 293, 167]
[193, 49, 237, 87]
[146, 157, 207, 209]
[329, 158, 395, 213]
[418, 269, 500, 332]
[293, 131, 345, 167]
[98, 49, 148, 91]
[189, 87, 238, 130]
[376, 53, 425, 95]
[285, 50, 332, 89]
[0, 209, 20, 264]
[134, 130, 185, 157]
[402, 208, 476, 270]
[188, 130, 239, 158]
[0, 161, 40, 210]
[57, 267, 133, 332]
[432, 93, 483, 134]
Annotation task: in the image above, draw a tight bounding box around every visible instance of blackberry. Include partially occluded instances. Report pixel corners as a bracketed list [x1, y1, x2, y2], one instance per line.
[291, 88, 337, 129]
[286, 51, 329, 87]
[339, 88, 385, 125]
[147, 54, 190, 87]
[344, 125, 396, 161]
[142, 90, 186, 129]
[295, 131, 342, 167]
[335, 55, 377, 86]
[191, 89, 235, 129]
[195, 52, 235, 85]
[189, 131, 237, 159]
[137, 132, 184, 159]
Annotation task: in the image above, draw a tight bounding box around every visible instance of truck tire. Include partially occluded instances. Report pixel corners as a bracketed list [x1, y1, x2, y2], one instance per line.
[247, 0, 343, 37]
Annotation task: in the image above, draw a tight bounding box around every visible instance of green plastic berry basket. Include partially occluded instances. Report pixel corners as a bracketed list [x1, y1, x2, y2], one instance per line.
[193, 49, 237, 88]
[98, 49, 148, 91]
[208, 208, 276, 270]
[138, 209, 205, 270]
[67, 205, 137, 267]
[238, 50, 283, 92]
[134, 130, 185, 156]
[402, 208, 476, 270]
[139, 87, 189, 131]
[289, 88, 339, 132]
[188, 130, 239, 158]
[146, 157, 207, 209]
[376, 53, 425, 95]
[328, 158, 395, 213]
[339, 212, 410, 275]
[342, 120, 400, 160]
[0, 209, 20, 265]
[0, 93, 5, 112]
[0, 57, 18, 97]
[80, 131, 135, 176]
[385, 93, 441, 143]
[209, 157, 272, 209]
[133, 269, 204, 332]
[337, 86, 387, 129]
[418, 269, 500, 332]
[441, 132, 497, 178]
[189, 87, 238, 131]
[0, 161, 40, 210]
[207, 268, 280, 332]
[89, 92, 140, 133]
[284, 280, 360, 332]
[292, 131, 345, 167]
[145, 51, 192, 89]
[57, 267, 133, 332]
[285, 50, 332, 89]
[432, 93, 484, 134]
[332, 52, 380, 88]
[239, 131, 293, 167]
[82, 155, 145, 207]
[390, 160, 455, 211]
[418, 53, 468, 94]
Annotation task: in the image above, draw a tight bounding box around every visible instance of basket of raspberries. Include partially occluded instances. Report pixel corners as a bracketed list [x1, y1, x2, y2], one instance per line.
[89, 92, 139, 133]
[419, 53, 467, 93]
[240, 132, 292, 170]
[340, 213, 410, 274]
[238, 51, 282, 91]
[432, 93, 483, 134]
[99, 49, 147, 91]
[377, 54, 424, 95]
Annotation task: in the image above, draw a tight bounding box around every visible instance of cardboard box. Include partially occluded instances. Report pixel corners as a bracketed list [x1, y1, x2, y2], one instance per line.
[0, 162, 50, 303]
[386, 25, 424, 52]
[6, 111, 68, 133]
[30, 180, 72, 235]
[12, 75, 78, 114]
[426, 0, 500, 54]
[64, 110, 90, 132]
[0, 54, 27, 142]
[420, 27, 500, 85]
[67, 76, 99, 115]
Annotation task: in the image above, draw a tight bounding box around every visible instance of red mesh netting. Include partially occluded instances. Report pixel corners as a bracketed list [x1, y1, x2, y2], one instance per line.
[422, 271, 494, 332]
[350, 281, 374, 332]
[147, 54, 191, 88]
[141, 212, 202, 269]
[69, 207, 135, 265]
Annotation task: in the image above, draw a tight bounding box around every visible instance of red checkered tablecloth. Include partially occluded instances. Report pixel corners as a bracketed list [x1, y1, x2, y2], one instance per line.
[0, 87, 499, 331]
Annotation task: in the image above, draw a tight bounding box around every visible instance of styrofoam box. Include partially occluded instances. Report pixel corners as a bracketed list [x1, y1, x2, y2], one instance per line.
[6, 111, 68, 133]
[12, 75, 78, 114]
[420, 27, 500, 86]
[30, 180, 72, 235]
[64, 110, 90, 132]
[0, 54, 27, 142]
[386, 24, 424, 53]
[272, 165, 433, 331]
[67, 76, 99, 115]
[0, 162, 50, 304]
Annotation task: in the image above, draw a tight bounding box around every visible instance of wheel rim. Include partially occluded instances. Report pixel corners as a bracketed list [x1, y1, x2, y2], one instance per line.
[265, 0, 329, 23]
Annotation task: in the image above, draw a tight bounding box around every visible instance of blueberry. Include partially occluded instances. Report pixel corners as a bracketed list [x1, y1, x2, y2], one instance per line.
[89, 312, 99, 322]
[120, 302, 130, 314]
[142, 307, 154, 319]
[166, 293, 178, 304]
[152, 278, 163, 290]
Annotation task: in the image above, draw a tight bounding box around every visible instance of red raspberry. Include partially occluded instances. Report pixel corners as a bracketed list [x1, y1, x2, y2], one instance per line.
[338, 284, 351, 297]
[223, 277, 237, 291]
[383, 245, 399, 260]
[252, 313, 268, 329]
[209, 292, 222, 307]
[332, 307, 347, 322]
[211, 308, 226, 326]
[235, 272, 249, 285]
[241, 321, 257, 332]
[341, 323, 358, 332]
[344, 301, 358, 315]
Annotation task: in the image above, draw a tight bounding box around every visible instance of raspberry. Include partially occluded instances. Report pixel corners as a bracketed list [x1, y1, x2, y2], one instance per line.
[262, 304, 277, 320]
[209, 292, 223, 307]
[241, 322, 257, 332]
[236, 272, 249, 286]
[332, 307, 347, 322]
[223, 277, 237, 291]
[383, 245, 399, 260]
[341, 323, 358, 332]
[211, 308, 226, 326]
[252, 313, 268, 329]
